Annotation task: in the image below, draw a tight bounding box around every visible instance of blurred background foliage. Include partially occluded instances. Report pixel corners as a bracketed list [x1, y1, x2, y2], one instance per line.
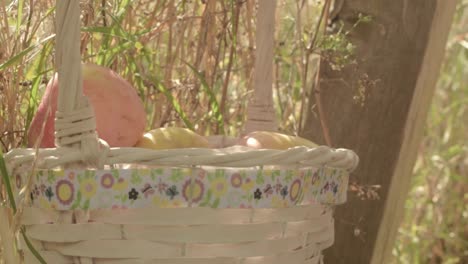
[0, 0, 466, 263]
[392, 1, 468, 263]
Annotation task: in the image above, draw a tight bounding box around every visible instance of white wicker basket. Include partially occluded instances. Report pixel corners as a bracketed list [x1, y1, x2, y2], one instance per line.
[1, 1, 358, 263]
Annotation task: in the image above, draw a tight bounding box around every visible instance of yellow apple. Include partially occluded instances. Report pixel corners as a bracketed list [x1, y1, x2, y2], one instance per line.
[135, 127, 210, 149]
[238, 131, 318, 150]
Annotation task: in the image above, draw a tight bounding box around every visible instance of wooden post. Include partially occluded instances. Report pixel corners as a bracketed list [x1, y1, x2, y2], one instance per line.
[371, 1, 458, 263]
[300, 0, 457, 263]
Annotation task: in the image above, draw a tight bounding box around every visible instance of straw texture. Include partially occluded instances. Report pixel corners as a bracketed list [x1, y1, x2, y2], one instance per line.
[20, 205, 333, 264]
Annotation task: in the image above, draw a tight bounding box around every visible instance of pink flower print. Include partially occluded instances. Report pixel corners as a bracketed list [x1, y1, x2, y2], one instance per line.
[240, 203, 253, 209]
[40, 184, 47, 194]
[263, 184, 273, 198]
[182, 179, 204, 203]
[289, 179, 302, 202]
[311, 172, 319, 185]
[100, 173, 115, 189]
[55, 180, 74, 205]
[156, 179, 168, 194]
[198, 169, 207, 179]
[230, 173, 242, 188]
[141, 183, 155, 198]
[274, 182, 283, 194]
[111, 205, 128, 210]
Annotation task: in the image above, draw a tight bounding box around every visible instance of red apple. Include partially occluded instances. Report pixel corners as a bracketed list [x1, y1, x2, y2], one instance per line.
[28, 63, 146, 148]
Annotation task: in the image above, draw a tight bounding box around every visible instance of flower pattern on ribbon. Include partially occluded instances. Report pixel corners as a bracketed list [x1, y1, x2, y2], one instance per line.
[18, 166, 348, 210]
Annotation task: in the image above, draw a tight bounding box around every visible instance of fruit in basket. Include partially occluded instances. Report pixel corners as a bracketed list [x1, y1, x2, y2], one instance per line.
[238, 131, 318, 150]
[135, 127, 210, 150]
[27, 63, 146, 148]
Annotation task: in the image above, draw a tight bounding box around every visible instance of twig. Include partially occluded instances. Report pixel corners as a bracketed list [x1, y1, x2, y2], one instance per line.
[298, 0, 330, 138]
[22, 0, 34, 48]
[313, 0, 333, 146]
[219, 1, 241, 134]
[101, 0, 107, 27]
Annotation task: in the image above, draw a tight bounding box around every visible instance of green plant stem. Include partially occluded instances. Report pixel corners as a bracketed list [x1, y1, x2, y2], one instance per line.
[1, 150, 47, 263]
[0, 151, 16, 213]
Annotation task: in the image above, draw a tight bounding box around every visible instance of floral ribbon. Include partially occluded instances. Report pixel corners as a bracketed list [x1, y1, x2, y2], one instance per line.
[13, 166, 348, 210]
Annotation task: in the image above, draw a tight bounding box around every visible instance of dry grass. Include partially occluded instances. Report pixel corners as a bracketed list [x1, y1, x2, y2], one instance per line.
[0, 0, 325, 152]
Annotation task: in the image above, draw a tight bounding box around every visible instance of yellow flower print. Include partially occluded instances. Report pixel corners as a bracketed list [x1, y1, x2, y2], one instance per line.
[38, 197, 51, 209]
[241, 178, 255, 192]
[166, 199, 184, 208]
[113, 178, 129, 191]
[80, 178, 97, 199]
[152, 196, 169, 208]
[271, 196, 288, 208]
[182, 179, 204, 203]
[289, 179, 302, 202]
[139, 169, 151, 176]
[56, 179, 74, 205]
[324, 191, 334, 203]
[211, 177, 228, 198]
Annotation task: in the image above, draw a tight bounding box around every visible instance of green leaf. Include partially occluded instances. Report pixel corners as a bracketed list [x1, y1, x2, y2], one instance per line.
[150, 170, 157, 181]
[16, 0, 24, 37]
[147, 75, 194, 130]
[205, 190, 212, 202]
[0, 150, 16, 212]
[256, 168, 264, 185]
[82, 26, 129, 40]
[71, 191, 82, 210]
[272, 170, 281, 181]
[83, 199, 90, 210]
[111, 169, 120, 179]
[170, 169, 185, 182]
[47, 171, 55, 184]
[285, 170, 294, 182]
[21, 229, 47, 264]
[184, 61, 225, 134]
[131, 170, 142, 185]
[212, 198, 220, 208]
[215, 169, 225, 178]
[0, 34, 55, 71]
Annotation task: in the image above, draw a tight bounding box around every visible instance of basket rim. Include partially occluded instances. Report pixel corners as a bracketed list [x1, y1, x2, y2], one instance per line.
[4, 145, 359, 171]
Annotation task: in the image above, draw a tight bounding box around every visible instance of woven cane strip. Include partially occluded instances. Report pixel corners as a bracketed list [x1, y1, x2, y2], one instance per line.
[21, 205, 331, 263]
[23, 228, 330, 263]
[21, 205, 328, 225]
[25, 248, 323, 264]
[25, 218, 331, 244]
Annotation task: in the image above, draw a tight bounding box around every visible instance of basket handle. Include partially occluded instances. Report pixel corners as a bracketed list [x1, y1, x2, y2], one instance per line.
[54, 1, 103, 166]
[54, 1, 277, 158]
[244, 0, 278, 134]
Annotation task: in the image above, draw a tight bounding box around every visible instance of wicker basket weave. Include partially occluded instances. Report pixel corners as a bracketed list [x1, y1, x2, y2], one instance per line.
[1, 1, 359, 263]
